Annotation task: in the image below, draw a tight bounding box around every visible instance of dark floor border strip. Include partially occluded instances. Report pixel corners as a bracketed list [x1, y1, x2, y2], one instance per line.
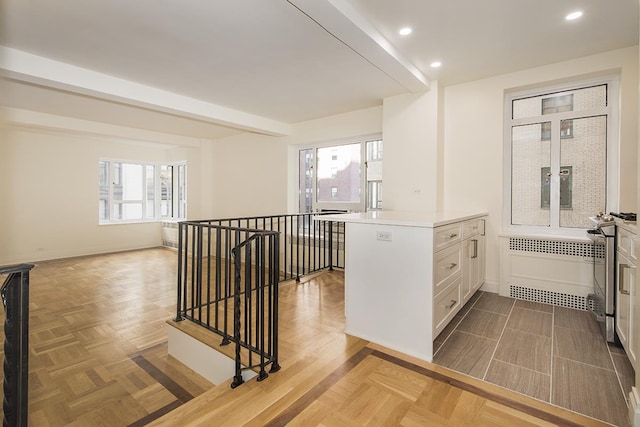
[371, 350, 586, 427]
[263, 346, 374, 427]
[127, 400, 182, 427]
[131, 354, 195, 403]
[263, 345, 586, 427]
[135, 341, 168, 356]
[126, 343, 200, 426]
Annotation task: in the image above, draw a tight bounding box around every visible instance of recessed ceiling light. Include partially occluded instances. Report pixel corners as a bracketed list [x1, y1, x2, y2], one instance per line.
[565, 11, 583, 21]
[430, 61, 442, 68]
[399, 27, 412, 36]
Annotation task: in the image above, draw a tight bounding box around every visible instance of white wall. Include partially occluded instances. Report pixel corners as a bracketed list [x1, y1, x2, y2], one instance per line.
[382, 87, 441, 212]
[443, 46, 639, 290]
[0, 126, 200, 264]
[208, 133, 289, 218]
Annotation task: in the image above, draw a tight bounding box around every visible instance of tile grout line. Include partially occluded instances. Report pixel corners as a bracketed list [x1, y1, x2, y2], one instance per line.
[605, 345, 631, 407]
[481, 297, 517, 381]
[433, 291, 484, 358]
[488, 357, 551, 377]
[553, 352, 628, 373]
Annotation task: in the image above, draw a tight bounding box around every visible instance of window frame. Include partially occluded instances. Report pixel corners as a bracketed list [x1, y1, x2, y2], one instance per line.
[297, 134, 382, 213]
[99, 158, 187, 224]
[502, 76, 619, 238]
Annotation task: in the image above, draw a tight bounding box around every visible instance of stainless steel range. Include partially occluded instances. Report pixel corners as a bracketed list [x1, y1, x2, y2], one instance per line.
[586, 213, 616, 343]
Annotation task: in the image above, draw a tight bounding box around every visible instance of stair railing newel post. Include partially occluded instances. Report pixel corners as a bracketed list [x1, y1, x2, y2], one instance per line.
[328, 220, 334, 270]
[256, 235, 268, 381]
[175, 222, 185, 322]
[1, 264, 34, 427]
[230, 242, 244, 389]
[270, 232, 281, 373]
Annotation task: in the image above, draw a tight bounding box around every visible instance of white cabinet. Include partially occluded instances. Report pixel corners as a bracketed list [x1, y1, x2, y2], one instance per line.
[462, 218, 486, 303]
[617, 224, 637, 368]
[433, 276, 463, 334]
[328, 210, 487, 362]
[433, 217, 486, 337]
[433, 243, 463, 295]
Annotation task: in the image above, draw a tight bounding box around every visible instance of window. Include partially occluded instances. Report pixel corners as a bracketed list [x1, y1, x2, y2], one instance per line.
[99, 160, 186, 223]
[367, 181, 382, 210]
[541, 94, 573, 140]
[366, 139, 383, 211]
[160, 165, 173, 217]
[299, 149, 314, 213]
[505, 78, 618, 235]
[298, 136, 382, 213]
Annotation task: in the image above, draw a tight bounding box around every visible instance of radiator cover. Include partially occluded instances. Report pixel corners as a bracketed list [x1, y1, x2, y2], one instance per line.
[506, 237, 592, 311]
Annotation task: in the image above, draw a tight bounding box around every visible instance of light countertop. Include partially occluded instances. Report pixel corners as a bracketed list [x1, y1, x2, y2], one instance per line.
[316, 210, 487, 228]
[616, 218, 638, 234]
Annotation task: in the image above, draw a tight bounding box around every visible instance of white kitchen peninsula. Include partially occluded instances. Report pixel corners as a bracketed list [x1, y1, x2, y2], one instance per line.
[320, 210, 487, 362]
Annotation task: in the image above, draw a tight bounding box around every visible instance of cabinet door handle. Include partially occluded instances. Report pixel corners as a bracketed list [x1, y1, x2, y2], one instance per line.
[619, 264, 635, 295]
[444, 263, 457, 270]
[445, 300, 457, 309]
[448, 233, 458, 239]
[471, 239, 478, 259]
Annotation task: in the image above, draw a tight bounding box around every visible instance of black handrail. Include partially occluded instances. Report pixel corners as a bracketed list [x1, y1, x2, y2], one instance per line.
[175, 212, 345, 388]
[0, 263, 34, 427]
[179, 212, 345, 282]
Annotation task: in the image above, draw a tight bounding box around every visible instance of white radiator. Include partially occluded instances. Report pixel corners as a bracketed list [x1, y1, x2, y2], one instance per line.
[500, 236, 593, 310]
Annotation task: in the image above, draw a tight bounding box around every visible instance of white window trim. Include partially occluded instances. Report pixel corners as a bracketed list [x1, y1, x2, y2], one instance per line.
[99, 158, 187, 225]
[502, 75, 620, 238]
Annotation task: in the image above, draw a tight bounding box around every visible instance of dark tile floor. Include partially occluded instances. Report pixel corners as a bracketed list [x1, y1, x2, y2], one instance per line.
[433, 291, 633, 427]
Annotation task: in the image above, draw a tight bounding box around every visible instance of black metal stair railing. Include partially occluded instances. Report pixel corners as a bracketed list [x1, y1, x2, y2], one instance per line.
[0, 263, 34, 427]
[174, 212, 345, 388]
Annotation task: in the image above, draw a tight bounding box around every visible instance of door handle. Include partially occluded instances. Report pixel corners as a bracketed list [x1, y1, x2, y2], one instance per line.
[619, 264, 635, 295]
[471, 239, 478, 259]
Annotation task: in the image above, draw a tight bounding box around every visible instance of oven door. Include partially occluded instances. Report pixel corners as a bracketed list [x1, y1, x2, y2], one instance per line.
[587, 229, 607, 317]
[587, 226, 616, 342]
[591, 231, 607, 300]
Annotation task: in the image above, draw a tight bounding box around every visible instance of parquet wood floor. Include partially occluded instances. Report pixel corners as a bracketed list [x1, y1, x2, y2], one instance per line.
[0, 248, 615, 426]
[3, 248, 212, 426]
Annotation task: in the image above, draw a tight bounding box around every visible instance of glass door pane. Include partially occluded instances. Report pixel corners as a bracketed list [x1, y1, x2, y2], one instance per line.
[559, 116, 607, 228]
[316, 143, 361, 204]
[299, 149, 313, 213]
[511, 123, 551, 226]
[160, 165, 173, 217]
[366, 139, 383, 210]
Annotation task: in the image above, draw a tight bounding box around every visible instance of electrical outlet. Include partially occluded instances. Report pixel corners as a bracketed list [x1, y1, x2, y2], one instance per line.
[376, 231, 392, 242]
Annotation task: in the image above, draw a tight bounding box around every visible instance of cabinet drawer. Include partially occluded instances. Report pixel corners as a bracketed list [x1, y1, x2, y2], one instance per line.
[433, 243, 462, 294]
[463, 218, 485, 239]
[433, 277, 462, 336]
[434, 223, 463, 251]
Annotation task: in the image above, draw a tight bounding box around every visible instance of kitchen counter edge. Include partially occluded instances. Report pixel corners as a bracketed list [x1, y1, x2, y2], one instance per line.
[315, 210, 487, 228]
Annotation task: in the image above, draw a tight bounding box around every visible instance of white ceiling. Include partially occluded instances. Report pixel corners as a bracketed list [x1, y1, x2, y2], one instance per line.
[0, 0, 638, 140]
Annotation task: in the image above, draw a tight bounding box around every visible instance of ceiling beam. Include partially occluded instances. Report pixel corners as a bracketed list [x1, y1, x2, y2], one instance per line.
[0, 47, 292, 137]
[288, 0, 430, 93]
